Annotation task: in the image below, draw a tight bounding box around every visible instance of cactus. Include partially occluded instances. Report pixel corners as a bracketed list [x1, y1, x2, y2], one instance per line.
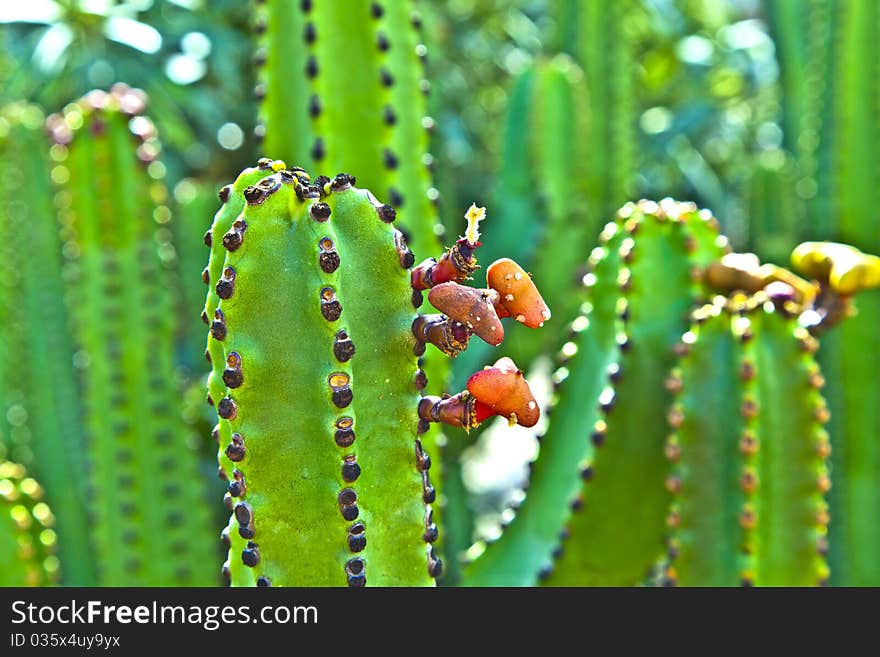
[573, 0, 638, 223]
[45, 85, 217, 586]
[763, 0, 833, 238]
[543, 200, 727, 585]
[665, 293, 829, 586]
[205, 162, 548, 586]
[252, 0, 456, 577]
[0, 461, 59, 586]
[816, 0, 880, 586]
[206, 166, 440, 586]
[463, 199, 728, 586]
[0, 102, 94, 585]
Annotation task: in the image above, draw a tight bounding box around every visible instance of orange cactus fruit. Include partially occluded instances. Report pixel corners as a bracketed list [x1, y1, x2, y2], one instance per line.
[486, 258, 551, 328]
[427, 282, 504, 346]
[466, 356, 540, 427]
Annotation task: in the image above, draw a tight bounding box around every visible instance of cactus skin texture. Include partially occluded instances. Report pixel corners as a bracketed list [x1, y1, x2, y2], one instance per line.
[462, 200, 726, 586]
[47, 85, 217, 586]
[208, 167, 437, 587]
[0, 461, 59, 586]
[542, 200, 728, 586]
[665, 295, 829, 586]
[0, 103, 94, 585]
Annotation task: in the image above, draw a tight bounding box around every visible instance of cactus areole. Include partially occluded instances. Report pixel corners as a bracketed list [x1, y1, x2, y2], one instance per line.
[205, 162, 545, 587]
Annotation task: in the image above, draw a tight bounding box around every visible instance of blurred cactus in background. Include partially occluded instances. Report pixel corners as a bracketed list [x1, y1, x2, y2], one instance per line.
[0, 0, 877, 587]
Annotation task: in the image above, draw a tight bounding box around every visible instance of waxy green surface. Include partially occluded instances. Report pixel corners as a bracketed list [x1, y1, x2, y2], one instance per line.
[210, 171, 435, 586]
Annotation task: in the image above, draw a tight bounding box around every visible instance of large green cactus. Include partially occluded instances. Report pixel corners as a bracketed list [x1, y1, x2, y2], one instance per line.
[252, 0, 456, 577]
[0, 102, 93, 585]
[205, 160, 552, 586]
[665, 293, 829, 586]
[46, 85, 217, 586]
[463, 199, 727, 586]
[206, 166, 440, 586]
[0, 461, 59, 587]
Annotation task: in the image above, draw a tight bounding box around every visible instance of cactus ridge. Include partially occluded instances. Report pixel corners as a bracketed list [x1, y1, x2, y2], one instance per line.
[48, 85, 216, 585]
[665, 294, 829, 586]
[209, 166, 437, 586]
[543, 199, 728, 586]
[0, 461, 59, 586]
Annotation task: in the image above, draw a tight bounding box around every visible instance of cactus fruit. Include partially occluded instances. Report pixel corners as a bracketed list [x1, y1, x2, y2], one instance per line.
[46, 85, 217, 586]
[463, 199, 728, 586]
[0, 102, 93, 584]
[664, 293, 829, 586]
[0, 461, 59, 586]
[205, 162, 544, 586]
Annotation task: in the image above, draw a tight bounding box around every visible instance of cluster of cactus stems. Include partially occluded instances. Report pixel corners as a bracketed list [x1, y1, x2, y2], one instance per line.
[463, 199, 727, 585]
[203, 158, 549, 586]
[0, 461, 59, 586]
[19, 85, 215, 586]
[461, 199, 880, 586]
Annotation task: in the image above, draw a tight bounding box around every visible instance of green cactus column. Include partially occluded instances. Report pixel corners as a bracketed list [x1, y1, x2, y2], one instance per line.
[574, 0, 639, 223]
[47, 85, 217, 586]
[666, 295, 829, 586]
[820, 0, 880, 586]
[0, 102, 94, 585]
[253, 0, 453, 578]
[541, 200, 726, 586]
[0, 462, 59, 586]
[206, 167, 438, 586]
